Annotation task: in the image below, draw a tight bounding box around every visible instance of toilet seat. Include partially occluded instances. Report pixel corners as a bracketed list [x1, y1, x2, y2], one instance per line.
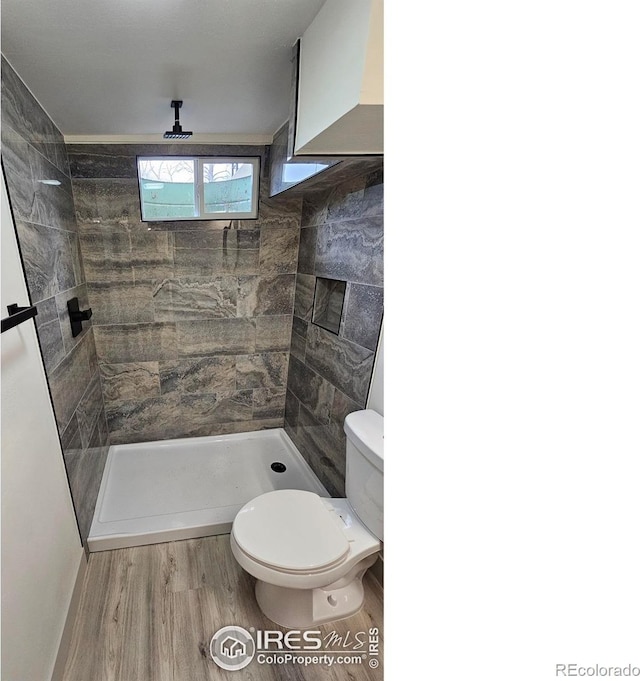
[232, 490, 350, 573]
[229, 409, 383, 628]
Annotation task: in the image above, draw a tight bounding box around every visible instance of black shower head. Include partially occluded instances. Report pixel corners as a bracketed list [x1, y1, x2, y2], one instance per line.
[164, 100, 193, 139]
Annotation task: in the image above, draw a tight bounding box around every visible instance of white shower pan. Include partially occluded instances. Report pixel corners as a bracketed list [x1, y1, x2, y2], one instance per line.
[87, 428, 328, 552]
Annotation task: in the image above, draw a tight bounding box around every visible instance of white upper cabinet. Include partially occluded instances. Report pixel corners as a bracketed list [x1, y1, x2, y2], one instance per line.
[295, 0, 383, 155]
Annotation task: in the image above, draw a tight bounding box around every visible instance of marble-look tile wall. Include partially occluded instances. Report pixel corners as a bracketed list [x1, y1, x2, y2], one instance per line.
[68, 143, 303, 444]
[1, 55, 109, 544]
[284, 167, 384, 497]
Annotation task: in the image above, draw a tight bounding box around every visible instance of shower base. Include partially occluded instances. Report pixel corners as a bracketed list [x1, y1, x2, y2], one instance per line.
[87, 428, 328, 552]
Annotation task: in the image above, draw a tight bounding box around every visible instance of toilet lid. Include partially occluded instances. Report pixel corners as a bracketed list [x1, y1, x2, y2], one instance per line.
[232, 490, 350, 572]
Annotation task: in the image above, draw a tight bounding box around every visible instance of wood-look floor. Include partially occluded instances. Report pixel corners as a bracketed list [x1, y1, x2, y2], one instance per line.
[62, 535, 383, 681]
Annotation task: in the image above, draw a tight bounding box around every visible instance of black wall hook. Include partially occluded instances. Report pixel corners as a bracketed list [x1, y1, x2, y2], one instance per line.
[67, 297, 92, 337]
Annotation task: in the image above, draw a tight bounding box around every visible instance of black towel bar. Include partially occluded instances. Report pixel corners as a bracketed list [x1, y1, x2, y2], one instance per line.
[1, 303, 38, 334]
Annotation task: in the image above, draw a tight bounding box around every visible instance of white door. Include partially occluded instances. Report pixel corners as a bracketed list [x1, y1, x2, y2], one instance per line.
[1, 168, 83, 680]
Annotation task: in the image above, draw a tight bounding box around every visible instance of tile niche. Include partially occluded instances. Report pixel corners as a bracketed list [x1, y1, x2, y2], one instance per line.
[312, 277, 346, 335]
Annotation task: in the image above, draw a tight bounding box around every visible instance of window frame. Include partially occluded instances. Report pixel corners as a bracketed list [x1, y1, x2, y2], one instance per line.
[136, 155, 260, 222]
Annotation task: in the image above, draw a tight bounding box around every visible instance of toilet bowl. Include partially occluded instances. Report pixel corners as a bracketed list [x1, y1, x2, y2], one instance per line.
[230, 409, 383, 628]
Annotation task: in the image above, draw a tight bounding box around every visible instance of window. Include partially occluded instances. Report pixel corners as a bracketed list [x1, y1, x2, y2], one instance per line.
[282, 161, 333, 185]
[137, 156, 260, 221]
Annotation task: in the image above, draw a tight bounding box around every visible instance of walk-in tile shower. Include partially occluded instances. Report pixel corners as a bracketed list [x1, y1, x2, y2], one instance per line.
[1, 57, 384, 551]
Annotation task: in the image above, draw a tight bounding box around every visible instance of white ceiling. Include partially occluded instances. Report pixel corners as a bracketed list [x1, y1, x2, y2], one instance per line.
[0, 0, 327, 143]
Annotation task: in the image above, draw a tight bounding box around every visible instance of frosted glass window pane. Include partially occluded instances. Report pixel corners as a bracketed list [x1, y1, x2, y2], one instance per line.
[138, 159, 196, 219]
[201, 162, 255, 215]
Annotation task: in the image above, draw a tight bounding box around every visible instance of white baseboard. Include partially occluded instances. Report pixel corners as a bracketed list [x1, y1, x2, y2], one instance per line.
[51, 552, 88, 681]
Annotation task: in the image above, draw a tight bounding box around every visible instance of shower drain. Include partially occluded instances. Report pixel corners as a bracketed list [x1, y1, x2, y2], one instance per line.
[270, 462, 287, 473]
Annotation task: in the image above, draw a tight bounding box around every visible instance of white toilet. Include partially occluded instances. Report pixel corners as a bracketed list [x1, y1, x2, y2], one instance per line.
[230, 409, 383, 628]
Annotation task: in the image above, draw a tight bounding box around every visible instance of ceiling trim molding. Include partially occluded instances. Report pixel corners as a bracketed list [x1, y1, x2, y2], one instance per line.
[63, 133, 274, 145]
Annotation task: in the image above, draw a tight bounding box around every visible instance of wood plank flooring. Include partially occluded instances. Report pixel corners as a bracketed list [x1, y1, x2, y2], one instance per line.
[62, 535, 383, 681]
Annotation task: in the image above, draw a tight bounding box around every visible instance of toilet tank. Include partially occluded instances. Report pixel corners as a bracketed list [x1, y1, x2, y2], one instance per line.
[344, 409, 383, 540]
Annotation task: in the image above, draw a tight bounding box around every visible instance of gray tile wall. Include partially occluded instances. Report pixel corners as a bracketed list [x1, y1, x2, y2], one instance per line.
[2, 50, 383, 519]
[284, 168, 384, 497]
[67, 143, 303, 444]
[1, 55, 109, 544]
